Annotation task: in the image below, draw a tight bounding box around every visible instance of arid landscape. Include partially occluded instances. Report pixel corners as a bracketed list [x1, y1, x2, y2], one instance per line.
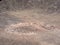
[0, 0, 60, 45]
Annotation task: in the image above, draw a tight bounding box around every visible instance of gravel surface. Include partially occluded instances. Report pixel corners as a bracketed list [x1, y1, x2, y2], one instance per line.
[0, 0, 60, 45]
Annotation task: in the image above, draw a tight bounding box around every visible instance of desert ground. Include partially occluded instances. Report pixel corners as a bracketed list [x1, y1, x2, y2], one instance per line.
[0, 0, 60, 45]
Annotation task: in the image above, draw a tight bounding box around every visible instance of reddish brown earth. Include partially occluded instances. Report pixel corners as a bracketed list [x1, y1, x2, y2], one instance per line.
[0, 9, 60, 45]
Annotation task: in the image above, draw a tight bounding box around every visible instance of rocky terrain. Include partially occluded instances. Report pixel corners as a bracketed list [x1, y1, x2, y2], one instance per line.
[0, 0, 60, 45]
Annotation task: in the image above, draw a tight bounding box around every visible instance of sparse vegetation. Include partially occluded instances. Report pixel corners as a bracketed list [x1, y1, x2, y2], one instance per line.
[0, 0, 60, 13]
